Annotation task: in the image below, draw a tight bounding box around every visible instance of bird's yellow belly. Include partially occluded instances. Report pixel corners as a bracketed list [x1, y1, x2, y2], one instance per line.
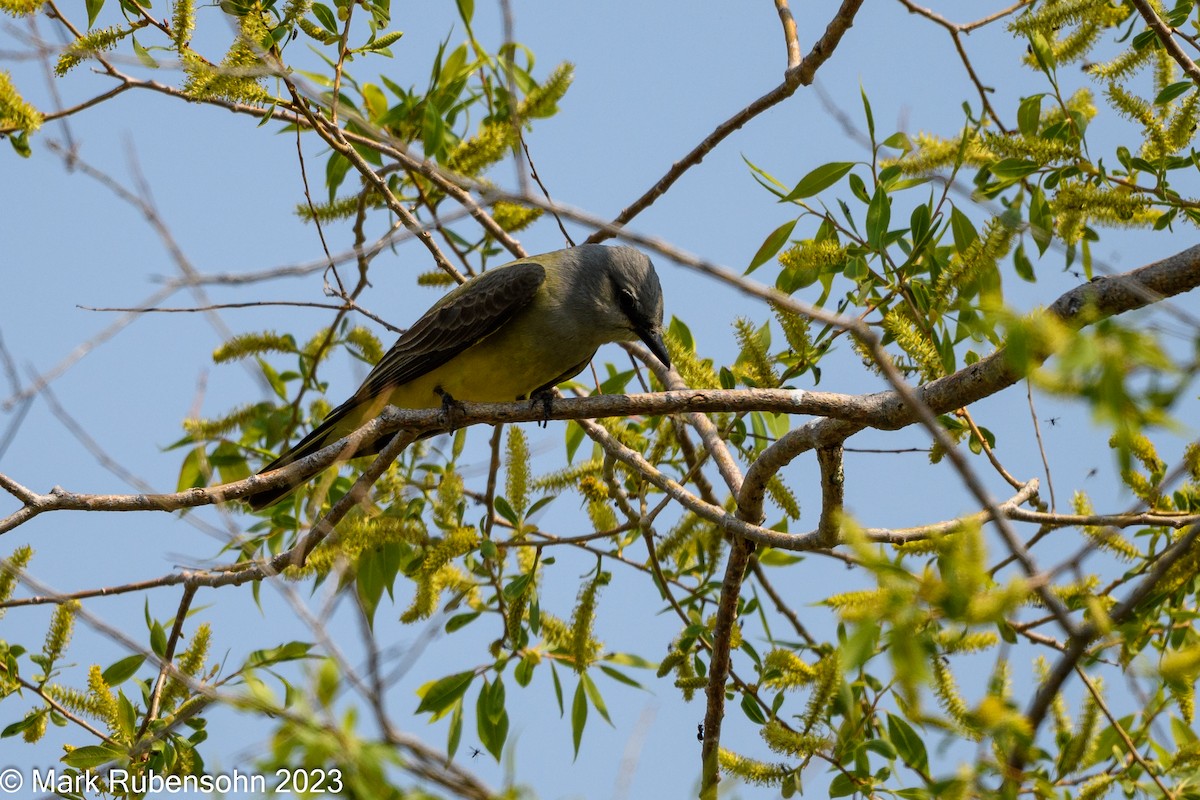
[383, 322, 592, 409]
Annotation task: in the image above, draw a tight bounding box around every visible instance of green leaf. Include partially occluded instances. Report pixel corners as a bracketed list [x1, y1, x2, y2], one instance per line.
[742, 154, 789, 193]
[1132, 28, 1161, 50]
[949, 207, 978, 254]
[150, 621, 167, 658]
[476, 678, 509, 760]
[1029, 187, 1053, 255]
[455, 0, 473, 23]
[866, 186, 890, 250]
[355, 551, 387, 625]
[571, 679, 588, 758]
[361, 83, 387, 122]
[515, 655, 536, 687]
[256, 357, 288, 402]
[829, 773, 858, 798]
[102, 654, 146, 686]
[747, 219, 798, 273]
[989, 158, 1040, 181]
[565, 420, 585, 462]
[1013, 243, 1036, 283]
[312, 2, 337, 33]
[864, 738, 897, 759]
[131, 36, 157, 68]
[447, 699, 463, 760]
[62, 744, 125, 769]
[245, 641, 314, 668]
[887, 712, 928, 773]
[598, 664, 643, 689]
[844, 620, 879, 670]
[909, 203, 931, 248]
[9, 131, 31, 158]
[316, 658, 339, 708]
[1017, 95, 1042, 138]
[551, 662, 564, 715]
[86, 0, 105, 28]
[416, 670, 475, 718]
[1028, 31, 1056, 74]
[783, 162, 856, 201]
[479, 538, 498, 560]
[502, 573, 533, 601]
[437, 43, 469, 90]
[861, 86, 876, 143]
[1156, 81, 1193, 105]
[740, 693, 767, 724]
[1, 713, 42, 738]
[493, 495, 518, 525]
[325, 152, 352, 202]
[445, 612, 480, 632]
[176, 445, 207, 492]
[757, 548, 803, 567]
[581, 672, 612, 725]
[605, 652, 656, 669]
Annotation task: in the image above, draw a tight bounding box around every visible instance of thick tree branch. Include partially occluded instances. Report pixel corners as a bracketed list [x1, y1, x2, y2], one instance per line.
[1128, 0, 1200, 85]
[814, 445, 845, 548]
[741, 243, 1200, 522]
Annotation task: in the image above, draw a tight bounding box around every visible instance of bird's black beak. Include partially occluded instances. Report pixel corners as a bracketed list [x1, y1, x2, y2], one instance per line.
[638, 327, 671, 370]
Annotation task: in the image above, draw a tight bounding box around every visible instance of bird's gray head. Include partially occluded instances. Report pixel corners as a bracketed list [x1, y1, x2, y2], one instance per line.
[569, 244, 670, 369]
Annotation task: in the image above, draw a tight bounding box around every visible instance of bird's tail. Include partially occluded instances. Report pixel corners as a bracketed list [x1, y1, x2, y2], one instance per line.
[244, 398, 379, 511]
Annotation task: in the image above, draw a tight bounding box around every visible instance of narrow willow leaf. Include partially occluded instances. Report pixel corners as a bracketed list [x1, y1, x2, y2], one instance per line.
[1156, 81, 1192, 105]
[571, 679, 588, 758]
[887, 712, 928, 772]
[101, 655, 145, 686]
[416, 670, 474, 717]
[582, 672, 612, 725]
[866, 186, 890, 250]
[747, 219, 798, 273]
[783, 162, 856, 201]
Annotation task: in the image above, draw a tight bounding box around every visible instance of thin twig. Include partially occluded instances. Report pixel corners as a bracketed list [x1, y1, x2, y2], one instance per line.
[1075, 667, 1176, 800]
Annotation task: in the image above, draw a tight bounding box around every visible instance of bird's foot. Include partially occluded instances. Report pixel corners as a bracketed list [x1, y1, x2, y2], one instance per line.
[435, 388, 465, 432]
[529, 390, 554, 428]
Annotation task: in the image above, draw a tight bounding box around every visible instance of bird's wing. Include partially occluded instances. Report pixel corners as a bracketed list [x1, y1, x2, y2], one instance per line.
[354, 261, 546, 399]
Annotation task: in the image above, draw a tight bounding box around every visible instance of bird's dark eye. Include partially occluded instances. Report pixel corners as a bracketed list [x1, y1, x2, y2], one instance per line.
[616, 287, 637, 316]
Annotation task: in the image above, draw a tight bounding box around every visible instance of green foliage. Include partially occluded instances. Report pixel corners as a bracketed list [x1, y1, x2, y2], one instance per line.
[55, 24, 135, 76]
[11, 0, 1200, 796]
[0, 70, 42, 134]
[0, 544, 32, 616]
[568, 571, 609, 673]
[182, 12, 273, 105]
[0, 0, 40, 15]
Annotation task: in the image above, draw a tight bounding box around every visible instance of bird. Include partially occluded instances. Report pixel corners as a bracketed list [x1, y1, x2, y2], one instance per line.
[244, 244, 670, 510]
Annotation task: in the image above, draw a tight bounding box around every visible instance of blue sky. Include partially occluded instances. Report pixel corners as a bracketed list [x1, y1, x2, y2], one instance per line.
[3, 1, 1198, 797]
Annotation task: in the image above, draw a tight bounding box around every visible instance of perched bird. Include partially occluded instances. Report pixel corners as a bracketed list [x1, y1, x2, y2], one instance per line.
[245, 244, 669, 509]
